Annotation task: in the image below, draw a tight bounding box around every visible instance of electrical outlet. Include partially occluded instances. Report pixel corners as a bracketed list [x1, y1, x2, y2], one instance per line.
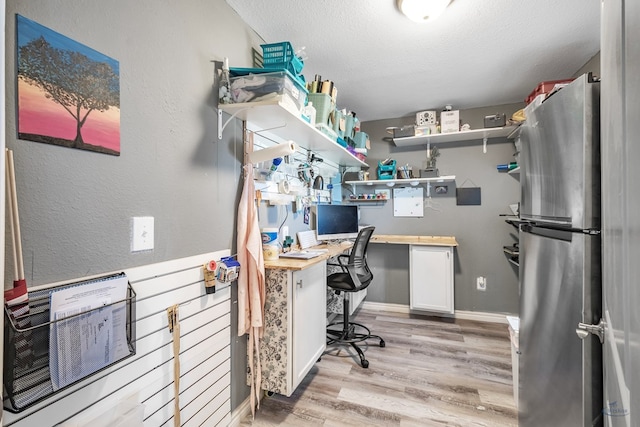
[476, 276, 487, 291]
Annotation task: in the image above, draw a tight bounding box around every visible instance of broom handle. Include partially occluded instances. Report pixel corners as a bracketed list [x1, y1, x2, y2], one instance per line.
[7, 149, 24, 280]
[5, 150, 19, 282]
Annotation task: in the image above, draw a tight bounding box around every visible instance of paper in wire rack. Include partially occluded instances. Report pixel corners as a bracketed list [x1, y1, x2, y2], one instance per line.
[48, 273, 129, 390]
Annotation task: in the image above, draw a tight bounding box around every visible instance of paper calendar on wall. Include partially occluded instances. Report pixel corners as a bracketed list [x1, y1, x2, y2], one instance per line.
[393, 187, 424, 217]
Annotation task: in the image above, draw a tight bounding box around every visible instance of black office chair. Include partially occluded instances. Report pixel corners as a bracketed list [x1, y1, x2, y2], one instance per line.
[326, 226, 385, 368]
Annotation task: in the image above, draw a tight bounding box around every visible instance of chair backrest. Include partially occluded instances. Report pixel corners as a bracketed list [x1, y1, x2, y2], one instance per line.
[347, 226, 375, 288]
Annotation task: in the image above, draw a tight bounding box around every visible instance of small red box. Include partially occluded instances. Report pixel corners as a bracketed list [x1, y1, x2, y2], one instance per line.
[526, 79, 574, 105]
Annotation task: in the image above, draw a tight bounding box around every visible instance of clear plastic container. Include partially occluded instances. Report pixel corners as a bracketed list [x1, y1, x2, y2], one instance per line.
[218, 58, 232, 105]
[301, 102, 317, 125]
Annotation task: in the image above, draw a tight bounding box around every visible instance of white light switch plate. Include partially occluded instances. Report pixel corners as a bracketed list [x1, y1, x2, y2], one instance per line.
[132, 216, 154, 252]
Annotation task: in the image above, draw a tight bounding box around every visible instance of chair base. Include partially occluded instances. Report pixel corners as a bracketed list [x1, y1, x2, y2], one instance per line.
[326, 321, 385, 368]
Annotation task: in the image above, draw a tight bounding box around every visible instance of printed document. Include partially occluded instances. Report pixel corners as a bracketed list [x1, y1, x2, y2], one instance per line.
[49, 274, 129, 390]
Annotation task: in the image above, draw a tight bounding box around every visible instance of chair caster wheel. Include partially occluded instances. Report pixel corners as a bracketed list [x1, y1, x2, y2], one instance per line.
[361, 359, 369, 368]
[379, 340, 386, 348]
[266, 390, 275, 397]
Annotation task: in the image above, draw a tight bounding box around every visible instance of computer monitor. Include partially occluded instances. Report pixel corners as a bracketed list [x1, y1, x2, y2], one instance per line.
[315, 204, 359, 241]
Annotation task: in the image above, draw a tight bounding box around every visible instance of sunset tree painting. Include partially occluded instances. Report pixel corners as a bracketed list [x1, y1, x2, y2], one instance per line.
[17, 15, 120, 155]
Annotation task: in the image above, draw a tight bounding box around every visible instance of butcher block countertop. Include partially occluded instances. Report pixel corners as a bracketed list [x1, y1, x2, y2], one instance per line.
[263, 242, 353, 271]
[370, 235, 458, 246]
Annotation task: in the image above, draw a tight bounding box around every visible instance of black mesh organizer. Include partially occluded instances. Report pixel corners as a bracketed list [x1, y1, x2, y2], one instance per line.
[3, 272, 136, 412]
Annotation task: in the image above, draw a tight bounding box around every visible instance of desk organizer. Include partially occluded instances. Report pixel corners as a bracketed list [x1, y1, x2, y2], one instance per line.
[377, 160, 397, 180]
[3, 272, 136, 412]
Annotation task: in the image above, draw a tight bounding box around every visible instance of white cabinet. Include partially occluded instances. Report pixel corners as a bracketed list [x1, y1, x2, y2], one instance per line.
[260, 262, 326, 396]
[291, 263, 326, 388]
[409, 245, 454, 313]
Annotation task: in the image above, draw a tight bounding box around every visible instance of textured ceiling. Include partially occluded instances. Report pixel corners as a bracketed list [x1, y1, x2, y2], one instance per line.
[225, 0, 601, 122]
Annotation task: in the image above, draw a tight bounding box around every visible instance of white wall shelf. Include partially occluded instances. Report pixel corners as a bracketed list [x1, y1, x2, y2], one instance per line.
[345, 175, 456, 187]
[392, 126, 519, 147]
[346, 198, 388, 203]
[220, 99, 367, 168]
[507, 125, 523, 140]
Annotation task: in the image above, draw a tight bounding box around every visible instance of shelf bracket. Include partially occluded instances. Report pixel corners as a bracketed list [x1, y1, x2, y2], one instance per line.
[483, 137, 488, 154]
[218, 106, 251, 140]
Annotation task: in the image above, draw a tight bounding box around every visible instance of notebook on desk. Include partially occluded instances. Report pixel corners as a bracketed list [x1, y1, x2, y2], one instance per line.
[279, 250, 325, 260]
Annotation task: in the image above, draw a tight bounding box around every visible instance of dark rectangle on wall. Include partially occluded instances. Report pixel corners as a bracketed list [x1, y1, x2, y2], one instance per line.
[456, 187, 481, 205]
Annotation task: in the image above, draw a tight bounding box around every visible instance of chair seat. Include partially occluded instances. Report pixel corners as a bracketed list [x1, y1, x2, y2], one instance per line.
[327, 272, 368, 292]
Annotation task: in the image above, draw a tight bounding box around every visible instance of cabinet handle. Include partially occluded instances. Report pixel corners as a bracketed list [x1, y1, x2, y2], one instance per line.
[296, 279, 303, 288]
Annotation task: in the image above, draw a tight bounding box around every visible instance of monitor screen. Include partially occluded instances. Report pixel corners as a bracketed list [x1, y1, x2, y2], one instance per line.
[315, 204, 359, 241]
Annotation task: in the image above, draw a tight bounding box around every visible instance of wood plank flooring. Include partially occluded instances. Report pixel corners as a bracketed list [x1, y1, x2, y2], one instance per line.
[240, 309, 517, 426]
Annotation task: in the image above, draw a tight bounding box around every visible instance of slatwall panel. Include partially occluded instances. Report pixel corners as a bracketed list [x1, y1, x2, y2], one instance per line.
[3, 251, 232, 427]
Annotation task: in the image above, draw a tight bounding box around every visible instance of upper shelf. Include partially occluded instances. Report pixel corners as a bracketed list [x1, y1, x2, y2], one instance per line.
[392, 125, 519, 147]
[220, 98, 367, 168]
[345, 176, 456, 186]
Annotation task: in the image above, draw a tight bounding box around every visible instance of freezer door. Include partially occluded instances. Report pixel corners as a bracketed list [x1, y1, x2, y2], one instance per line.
[518, 225, 602, 426]
[520, 74, 600, 230]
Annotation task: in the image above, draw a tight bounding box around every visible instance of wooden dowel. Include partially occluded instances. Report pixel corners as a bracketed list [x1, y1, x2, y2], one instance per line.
[5, 150, 19, 282]
[7, 149, 25, 280]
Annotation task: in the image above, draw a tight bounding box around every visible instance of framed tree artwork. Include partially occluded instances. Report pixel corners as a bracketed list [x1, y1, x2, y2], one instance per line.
[17, 15, 120, 155]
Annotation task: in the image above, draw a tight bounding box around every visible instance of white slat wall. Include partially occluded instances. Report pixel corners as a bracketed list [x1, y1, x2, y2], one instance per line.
[3, 250, 232, 427]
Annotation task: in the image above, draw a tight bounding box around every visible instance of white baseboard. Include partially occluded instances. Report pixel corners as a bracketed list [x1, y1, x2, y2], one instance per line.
[362, 301, 410, 314]
[229, 396, 252, 427]
[362, 301, 512, 324]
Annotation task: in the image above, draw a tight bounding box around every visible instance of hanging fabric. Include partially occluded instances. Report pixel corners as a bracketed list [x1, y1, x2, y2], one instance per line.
[236, 131, 266, 417]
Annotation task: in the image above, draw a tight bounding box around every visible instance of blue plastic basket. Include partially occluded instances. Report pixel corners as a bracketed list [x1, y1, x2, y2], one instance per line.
[377, 160, 397, 180]
[261, 42, 304, 75]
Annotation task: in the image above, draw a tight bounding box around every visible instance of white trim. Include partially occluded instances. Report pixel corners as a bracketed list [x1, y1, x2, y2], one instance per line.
[362, 301, 512, 324]
[453, 310, 511, 324]
[361, 301, 410, 314]
[229, 396, 254, 427]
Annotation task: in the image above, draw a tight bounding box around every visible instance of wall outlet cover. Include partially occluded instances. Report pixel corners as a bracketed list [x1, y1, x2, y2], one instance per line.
[132, 216, 154, 252]
[476, 276, 487, 291]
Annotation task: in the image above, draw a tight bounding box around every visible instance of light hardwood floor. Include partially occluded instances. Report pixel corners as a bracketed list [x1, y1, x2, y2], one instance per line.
[241, 309, 518, 426]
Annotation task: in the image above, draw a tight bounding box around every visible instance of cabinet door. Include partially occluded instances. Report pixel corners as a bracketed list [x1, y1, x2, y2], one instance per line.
[410, 245, 454, 313]
[292, 262, 327, 389]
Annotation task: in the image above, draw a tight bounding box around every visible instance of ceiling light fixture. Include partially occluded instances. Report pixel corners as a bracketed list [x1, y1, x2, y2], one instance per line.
[397, 0, 452, 22]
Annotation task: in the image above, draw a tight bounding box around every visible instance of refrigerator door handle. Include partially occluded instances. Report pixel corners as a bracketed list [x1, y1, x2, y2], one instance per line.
[576, 318, 605, 343]
[521, 221, 600, 235]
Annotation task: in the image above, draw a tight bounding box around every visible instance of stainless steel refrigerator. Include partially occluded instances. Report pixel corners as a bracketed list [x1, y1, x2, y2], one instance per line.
[518, 73, 603, 426]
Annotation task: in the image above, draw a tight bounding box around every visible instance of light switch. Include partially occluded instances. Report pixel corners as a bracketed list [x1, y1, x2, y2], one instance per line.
[132, 216, 154, 252]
